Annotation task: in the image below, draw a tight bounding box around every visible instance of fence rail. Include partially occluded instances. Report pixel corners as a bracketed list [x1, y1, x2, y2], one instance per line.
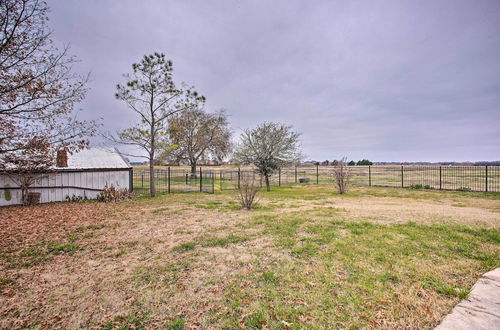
[132, 165, 500, 194]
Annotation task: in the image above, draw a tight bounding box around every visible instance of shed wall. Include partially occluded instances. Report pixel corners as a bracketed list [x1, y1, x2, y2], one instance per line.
[0, 170, 130, 206]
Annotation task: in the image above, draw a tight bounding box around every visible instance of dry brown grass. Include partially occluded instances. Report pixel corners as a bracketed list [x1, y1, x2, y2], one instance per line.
[0, 185, 499, 328]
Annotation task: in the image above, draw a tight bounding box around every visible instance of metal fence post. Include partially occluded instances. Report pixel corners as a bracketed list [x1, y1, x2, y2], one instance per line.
[295, 166, 297, 183]
[237, 167, 241, 190]
[129, 168, 134, 192]
[401, 165, 404, 188]
[368, 166, 371, 187]
[485, 165, 488, 192]
[220, 170, 223, 191]
[200, 167, 203, 192]
[278, 168, 281, 186]
[164, 170, 167, 194]
[439, 166, 442, 190]
[167, 167, 171, 193]
[212, 171, 215, 193]
[316, 164, 319, 184]
[141, 172, 144, 189]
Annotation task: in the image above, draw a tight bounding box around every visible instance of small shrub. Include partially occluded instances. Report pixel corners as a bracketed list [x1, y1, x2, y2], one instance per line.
[97, 185, 133, 202]
[235, 175, 260, 210]
[409, 184, 433, 190]
[333, 157, 351, 194]
[65, 194, 88, 202]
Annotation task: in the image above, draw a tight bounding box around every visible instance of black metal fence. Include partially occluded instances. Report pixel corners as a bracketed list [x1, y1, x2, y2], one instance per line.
[132, 168, 215, 195]
[132, 165, 500, 194]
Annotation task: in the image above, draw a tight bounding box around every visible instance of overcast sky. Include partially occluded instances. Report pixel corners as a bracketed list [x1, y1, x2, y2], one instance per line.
[47, 0, 500, 162]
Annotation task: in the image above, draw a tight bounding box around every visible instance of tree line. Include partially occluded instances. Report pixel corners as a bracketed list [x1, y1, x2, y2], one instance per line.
[316, 159, 373, 166]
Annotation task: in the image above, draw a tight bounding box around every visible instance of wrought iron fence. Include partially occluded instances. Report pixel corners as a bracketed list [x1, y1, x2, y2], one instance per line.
[132, 168, 215, 195]
[132, 165, 500, 194]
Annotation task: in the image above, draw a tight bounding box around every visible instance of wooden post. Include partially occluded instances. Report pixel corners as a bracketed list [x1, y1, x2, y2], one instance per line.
[212, 171, 215, 193]
[278, 168, 281, 186]
[316, 164, 319, 184]
[238, 167, 241, 190]
[295, 166, 297, 183]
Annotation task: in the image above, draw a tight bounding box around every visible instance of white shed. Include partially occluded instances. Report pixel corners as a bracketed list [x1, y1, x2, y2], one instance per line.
[0, 147, 132, 206]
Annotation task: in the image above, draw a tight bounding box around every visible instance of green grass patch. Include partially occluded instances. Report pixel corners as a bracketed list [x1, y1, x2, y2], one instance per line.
[151, 207, 170, 214]
[214, 211, 500, 328]
[166, 317, 185, 329]
[172, 242, 196, 252]
[47, 242, 79, 255]
[99, 309, 150, 329]
[195, 200, 241, 212]
[201, 234, 249, 247]
[0, 277, 15, 292]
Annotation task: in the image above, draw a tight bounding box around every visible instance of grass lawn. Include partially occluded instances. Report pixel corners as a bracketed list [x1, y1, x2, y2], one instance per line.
[0, 185, 499, 328]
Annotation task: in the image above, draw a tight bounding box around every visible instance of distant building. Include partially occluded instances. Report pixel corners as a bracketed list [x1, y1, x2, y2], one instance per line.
[0, 147, 132, 206]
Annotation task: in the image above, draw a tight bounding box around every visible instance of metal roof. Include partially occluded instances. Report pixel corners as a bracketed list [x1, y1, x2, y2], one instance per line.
[56, 147, 131, 170]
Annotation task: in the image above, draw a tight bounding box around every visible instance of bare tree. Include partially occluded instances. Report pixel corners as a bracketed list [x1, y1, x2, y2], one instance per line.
[164, 107, 231, 176]
[233, 122, 302, 191]
[0, 0, 97, 152]
[112, 52, 204, 197]
[0, 0, 99, 203]
[333, 157, 351, 194]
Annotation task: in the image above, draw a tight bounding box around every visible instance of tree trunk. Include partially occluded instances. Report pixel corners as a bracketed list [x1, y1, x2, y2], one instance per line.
[264, 174, 271, 192]
[149, 157, 156, 197]
[190, 161, 197, 178]
[21, 185, 29, 205]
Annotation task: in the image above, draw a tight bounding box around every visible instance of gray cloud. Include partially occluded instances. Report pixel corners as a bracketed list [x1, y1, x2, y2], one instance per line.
[47, 0, 500, 162]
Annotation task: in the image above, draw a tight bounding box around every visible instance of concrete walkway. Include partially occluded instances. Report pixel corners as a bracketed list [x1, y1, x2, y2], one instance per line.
[435, 268, 500, 329]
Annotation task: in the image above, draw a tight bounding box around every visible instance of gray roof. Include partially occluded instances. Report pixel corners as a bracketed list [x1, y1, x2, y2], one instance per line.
[56, 147, 131, 170]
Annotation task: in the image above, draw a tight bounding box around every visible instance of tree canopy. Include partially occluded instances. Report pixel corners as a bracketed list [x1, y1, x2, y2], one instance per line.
[356, 159, 373, 165]
[113, 52, 204, 196]
[164, 108, 231, 175]
[0, 0, 99, 203]
[233, 122, 302, 191]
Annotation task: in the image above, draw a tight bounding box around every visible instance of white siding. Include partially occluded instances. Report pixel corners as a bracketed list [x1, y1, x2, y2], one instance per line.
[0, 170, 130, 206]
